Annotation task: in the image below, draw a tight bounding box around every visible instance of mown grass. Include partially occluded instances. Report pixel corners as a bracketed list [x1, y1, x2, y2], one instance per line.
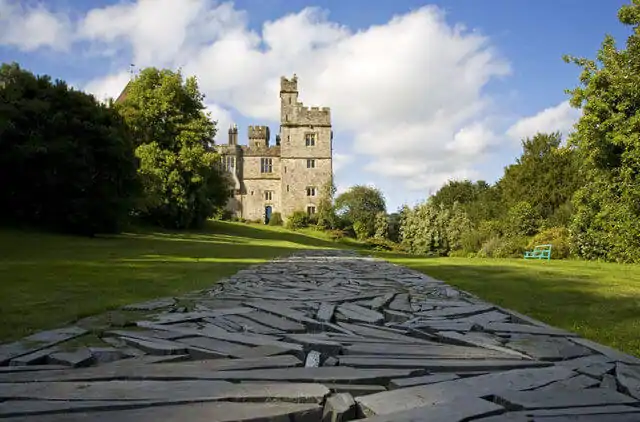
[374, 252, 640, 357]
[0, 221, 352, 342]
[3, 221, 640, 358]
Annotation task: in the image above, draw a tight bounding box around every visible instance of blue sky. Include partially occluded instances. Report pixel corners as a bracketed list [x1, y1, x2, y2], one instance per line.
[0, 0, 632, 211]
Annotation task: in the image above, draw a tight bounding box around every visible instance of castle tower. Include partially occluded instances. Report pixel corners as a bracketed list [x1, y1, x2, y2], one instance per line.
[279, 74, 332, 218]
[227, 124, 238, 145]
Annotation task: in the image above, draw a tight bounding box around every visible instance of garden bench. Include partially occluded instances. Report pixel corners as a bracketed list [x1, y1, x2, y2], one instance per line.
[524, 244, 552, 260]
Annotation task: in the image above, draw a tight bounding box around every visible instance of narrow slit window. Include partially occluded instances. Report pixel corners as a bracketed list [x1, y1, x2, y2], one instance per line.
[306, 159, 315, 169]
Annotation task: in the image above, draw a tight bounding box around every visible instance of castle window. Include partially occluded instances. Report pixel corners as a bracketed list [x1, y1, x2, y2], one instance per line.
[287, 185, 290, 192]
[306, 186, 316, 197]
[306, 159, 315, 169]
[305, 133, 316, 147]
[223, 155, 235, 172]
[307, 206, 316, 215]
[260, 158, 273, 173]
[264, 191, 273, 201]
[284, 166, 287, 174]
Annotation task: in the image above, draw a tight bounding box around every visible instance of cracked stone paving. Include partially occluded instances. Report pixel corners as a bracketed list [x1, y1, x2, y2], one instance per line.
[1, 250, 640, 421]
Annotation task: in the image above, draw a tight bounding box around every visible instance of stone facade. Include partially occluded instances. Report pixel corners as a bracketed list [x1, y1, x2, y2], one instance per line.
[218, 75, 333, 222]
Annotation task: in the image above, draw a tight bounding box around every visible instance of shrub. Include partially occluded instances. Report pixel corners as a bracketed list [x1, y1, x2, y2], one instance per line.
[364, 237, 401, 251]
[268, 212, 283, 226]
[528, 227, 571, 259]
[353, 220, 370, 240]
[286, 211, 309, 230]
[374, 212, 389, 240]
[307, 213, 319, 226]
[326, 229, 346, 241]
[493, 235, 529, 258]
[505, 201, 540, 236]
[478, 235, 528, 258]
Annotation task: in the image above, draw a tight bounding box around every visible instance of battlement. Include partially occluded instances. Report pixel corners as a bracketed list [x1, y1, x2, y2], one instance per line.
[248, 125, 270, 140]
[280, 75, 298, 93]
[296, 105, 331, 126]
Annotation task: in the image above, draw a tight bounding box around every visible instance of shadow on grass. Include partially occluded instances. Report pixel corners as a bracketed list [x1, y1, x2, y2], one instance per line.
[374, 253, 640, 357]
[0, 220, 350, 342]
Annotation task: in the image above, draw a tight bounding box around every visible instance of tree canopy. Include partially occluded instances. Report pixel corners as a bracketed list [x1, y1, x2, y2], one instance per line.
[114, 67, 231, 229]
[335, 185, 386, 238]
[564, 0, 640, 262]
[0, 62, 139, 235]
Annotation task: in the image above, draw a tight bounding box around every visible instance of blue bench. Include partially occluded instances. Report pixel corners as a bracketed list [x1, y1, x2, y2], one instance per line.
[524, 244, 552, 260]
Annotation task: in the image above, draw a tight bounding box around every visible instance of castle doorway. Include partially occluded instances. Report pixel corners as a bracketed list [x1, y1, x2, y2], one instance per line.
[264, 206, 272, 225]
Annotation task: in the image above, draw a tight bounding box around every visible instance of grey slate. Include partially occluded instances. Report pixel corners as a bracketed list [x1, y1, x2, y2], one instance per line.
[494, 387, 636, 409]
[317, 303, 336, 322]
[48, 348, 94, 367]
[322, 393, 356, 422]
[615, 362, 640, 399]
[389, 373, 460, 389]
[357, 396, 503, 421]
[0, 401, 323, 422]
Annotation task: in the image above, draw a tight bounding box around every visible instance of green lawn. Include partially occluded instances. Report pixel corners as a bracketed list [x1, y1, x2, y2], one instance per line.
[375, 252, 640, 357]
[2, 222, 640, 359]
[0, 221, 353, 342]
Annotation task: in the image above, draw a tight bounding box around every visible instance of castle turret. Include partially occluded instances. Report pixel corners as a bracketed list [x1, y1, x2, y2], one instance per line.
[228, 124, 238, 145]
[248, 125, 270, 148]
[280, 74, 299, 124]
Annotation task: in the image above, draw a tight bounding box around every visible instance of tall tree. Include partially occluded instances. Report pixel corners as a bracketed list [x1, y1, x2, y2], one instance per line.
[499, 132, 580, 222]
[115, 67, 230, 229]
[564, 1, 640, 262]
[335, 185, 386, 238]
[0, 63, 139, 235]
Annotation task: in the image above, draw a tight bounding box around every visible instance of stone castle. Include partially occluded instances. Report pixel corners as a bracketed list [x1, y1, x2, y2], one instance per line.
[217, 75, 333, 222]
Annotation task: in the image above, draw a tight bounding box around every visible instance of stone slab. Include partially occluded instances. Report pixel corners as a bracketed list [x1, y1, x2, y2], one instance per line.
[0, 355, 303, 382]
[482, 322, 575, 336]
[357, 396, 503, 421]
[0, 326, 87, 365]
[48, 348, 94, 367]
[0, 380, 330, 403]
[338, 356, 550, 371]
[615, 362, 640, 399]
[494, 387, 636, 409]
[305, 351, 321, 368]
[0, 401, 322, 421]
[389, 373, 460, 389]
[505, 335, 593, 361]
[316, 303, 336, 322]
[355, 366, 575, 416]
[241, 311, 306, 332]
[322, 393, 356, 422]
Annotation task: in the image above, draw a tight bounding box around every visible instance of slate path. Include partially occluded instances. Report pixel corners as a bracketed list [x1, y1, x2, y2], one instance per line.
[1, 250, 640, 421]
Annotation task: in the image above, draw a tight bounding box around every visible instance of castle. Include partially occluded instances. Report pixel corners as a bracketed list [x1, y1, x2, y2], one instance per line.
[217, 75, 333, 223]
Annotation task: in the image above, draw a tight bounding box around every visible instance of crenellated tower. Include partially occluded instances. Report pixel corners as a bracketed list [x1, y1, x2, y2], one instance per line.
[279, 74, 333, 217]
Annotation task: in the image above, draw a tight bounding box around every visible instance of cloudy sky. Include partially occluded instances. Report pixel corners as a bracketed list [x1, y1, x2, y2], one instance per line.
[0, 0, 631, 211]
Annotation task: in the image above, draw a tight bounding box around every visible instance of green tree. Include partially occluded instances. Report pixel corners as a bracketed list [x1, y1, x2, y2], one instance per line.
[0, 62, 139, 235]
[432, 179, 503, 224]
[498, 132, 580, 222]
[316, 178, 338, 229]
[564, 1, 640, 262]
[334, 185, 386, 238]
[374, 211, 389, 240]
[115, 67, 230, 229]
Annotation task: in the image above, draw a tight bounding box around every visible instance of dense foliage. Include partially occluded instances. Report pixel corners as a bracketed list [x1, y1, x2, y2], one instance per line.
[115, 68, 230, 229]
[563, 1, 640, 262]
[0, 63, 139, 235]
[334, 185, 386, 238]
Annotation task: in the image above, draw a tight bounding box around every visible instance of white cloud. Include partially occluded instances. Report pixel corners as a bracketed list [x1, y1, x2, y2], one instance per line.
[78, 0, 246, 67]
[205, 103, 234, 142]
[333, 153, 353, 173]
[38, 1, 518, 194]
[0, 0, 72, 51]
[506, 100, 581, 141]
[84, 71, 130, 102]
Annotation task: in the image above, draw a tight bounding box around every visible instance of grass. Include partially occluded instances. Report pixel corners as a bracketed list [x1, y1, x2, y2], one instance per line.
[0, 221, 355, 342]
[374, 252, 640, 357]
[2, 221, 640, 359]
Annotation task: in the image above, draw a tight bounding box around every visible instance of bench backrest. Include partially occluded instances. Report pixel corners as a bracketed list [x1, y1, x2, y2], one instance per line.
[533, 244, 552, 251]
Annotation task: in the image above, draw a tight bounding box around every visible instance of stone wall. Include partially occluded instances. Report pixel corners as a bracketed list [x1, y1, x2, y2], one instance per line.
[280, 157, 331, 217]
[239, 179, 282, 221]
